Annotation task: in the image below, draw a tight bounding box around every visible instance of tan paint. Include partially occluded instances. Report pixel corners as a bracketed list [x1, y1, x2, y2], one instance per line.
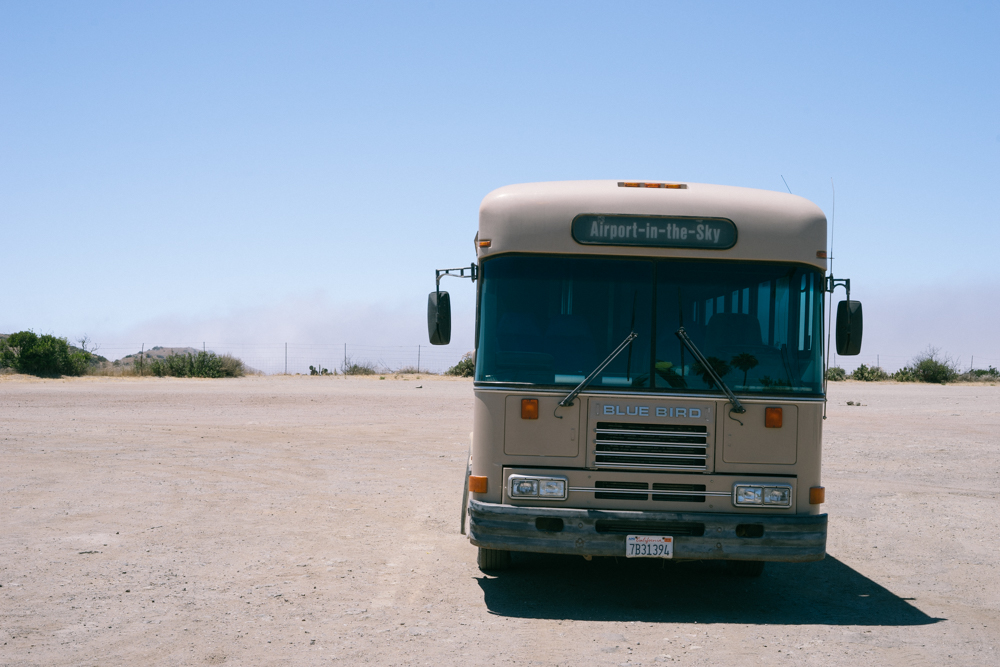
[722, 403, 798, 464]
[469, 180, 830, 518]
[474, 388, 825, 516]
[500, 465, 798, 514]
[478, 180, 827, 271]
[503, 395, 579, 457]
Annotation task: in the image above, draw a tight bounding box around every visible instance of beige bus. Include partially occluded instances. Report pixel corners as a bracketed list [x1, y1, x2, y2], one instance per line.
[428, 180, 863, 577]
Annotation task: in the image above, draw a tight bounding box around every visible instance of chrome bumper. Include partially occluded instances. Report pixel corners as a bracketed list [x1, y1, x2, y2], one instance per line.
[468, 499, 827, 562]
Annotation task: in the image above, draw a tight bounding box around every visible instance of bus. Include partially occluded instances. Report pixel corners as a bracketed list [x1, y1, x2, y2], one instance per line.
[428, 180, 863, 576]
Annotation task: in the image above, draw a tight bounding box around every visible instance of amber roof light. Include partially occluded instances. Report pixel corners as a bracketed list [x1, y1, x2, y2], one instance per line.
[618, 182, 687, 189]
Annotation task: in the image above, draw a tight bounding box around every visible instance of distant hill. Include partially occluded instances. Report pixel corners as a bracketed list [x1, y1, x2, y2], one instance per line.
[113, 346, 204, 368]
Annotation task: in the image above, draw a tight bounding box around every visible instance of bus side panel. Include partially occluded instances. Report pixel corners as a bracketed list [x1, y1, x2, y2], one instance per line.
[471, 390, 506, 504]
[796, 401, 824, 515]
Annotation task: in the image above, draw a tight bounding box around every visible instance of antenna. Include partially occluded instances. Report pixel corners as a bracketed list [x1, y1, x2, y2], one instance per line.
[781, 175, 792, 194]
[829, 178, 836, 274]
[823, 178, 836, 418]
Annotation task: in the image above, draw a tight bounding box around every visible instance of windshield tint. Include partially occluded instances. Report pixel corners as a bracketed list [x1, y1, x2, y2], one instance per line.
[476, 255, 824, 395]
[476, 256, 653, 387]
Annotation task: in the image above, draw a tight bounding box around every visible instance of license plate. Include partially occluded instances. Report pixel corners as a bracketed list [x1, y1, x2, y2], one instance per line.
[625, 534, 673, 558]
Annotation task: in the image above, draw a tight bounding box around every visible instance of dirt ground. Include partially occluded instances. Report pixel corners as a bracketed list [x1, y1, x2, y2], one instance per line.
[1, 375, 998, 666]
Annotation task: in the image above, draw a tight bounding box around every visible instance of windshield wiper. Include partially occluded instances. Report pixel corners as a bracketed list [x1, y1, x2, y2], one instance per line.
[559, 331, 638, 408]
[675, 327, 746, 414]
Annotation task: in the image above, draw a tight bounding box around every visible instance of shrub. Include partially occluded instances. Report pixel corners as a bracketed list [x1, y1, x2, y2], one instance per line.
[826, 366, 847, 381]
[341, 356, 377, 375]
[891, 347, 958, 384]
[148, 351, 245, 378]
[950, 366, 999, 382]
[851, 364, 890, 381]
[0, 331, 90, 377]
[445, 352, 475, 377]
[309, 365, 333, 376]
[893, 347, 958, 384]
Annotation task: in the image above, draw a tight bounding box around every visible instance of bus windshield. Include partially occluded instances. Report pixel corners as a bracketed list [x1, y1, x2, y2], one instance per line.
[476, 255, 825, 395]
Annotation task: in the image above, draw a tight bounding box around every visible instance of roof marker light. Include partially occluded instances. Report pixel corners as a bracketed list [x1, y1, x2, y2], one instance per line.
[618, 182, 687, 189]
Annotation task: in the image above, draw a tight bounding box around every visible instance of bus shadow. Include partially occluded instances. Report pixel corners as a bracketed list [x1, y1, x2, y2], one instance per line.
[477, 553, 941, 625]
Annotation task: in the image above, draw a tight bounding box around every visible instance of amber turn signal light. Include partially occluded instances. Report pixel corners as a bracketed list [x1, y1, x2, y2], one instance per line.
[765, 407, 783, 428]
[809, 486, 825, 504]
[469, 475, 488, 494]
[521, 398, 538, 419]
[478, 239, 491, 248]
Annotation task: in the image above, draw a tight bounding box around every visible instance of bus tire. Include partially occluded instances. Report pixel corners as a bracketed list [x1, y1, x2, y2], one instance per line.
[477, 547, 511, 572]
[728, 560, 765, 577]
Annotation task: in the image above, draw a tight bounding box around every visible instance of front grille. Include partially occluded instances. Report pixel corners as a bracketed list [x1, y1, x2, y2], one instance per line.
[594, 520, 705, 537]
[652, 482, 707, 503]
[594, 481, 648, 500]
[594, 422, 709, 471]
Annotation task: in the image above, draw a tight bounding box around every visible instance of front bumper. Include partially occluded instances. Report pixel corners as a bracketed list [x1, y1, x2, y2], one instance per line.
[469, 499, 827, 562]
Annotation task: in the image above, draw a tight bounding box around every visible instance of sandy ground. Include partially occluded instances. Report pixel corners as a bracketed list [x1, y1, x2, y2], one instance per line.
[1, 375, 998, 666]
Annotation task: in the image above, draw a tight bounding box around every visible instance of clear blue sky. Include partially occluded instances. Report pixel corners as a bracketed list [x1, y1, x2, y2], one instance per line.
[2, 1, 998, 370]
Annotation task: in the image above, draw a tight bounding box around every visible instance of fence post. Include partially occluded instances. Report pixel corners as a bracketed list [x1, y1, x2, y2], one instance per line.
[417, 345, 421, 373]
[344, 343, 347, 371]
[285, 343, 287, 375]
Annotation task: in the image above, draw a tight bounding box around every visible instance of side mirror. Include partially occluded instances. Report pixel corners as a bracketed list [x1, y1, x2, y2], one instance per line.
[427, 291, 452, 345]
[836, 300, 863, 355]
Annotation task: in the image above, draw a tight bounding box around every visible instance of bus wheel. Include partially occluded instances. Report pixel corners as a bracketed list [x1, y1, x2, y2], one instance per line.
[728, 560, 765, 577]
[477, 547, 511, 572]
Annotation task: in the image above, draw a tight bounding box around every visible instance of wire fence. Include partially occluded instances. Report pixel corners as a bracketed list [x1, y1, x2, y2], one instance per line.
[92, 343, 999, 377]
[830, 352, 1000, 374]
[96, 343, 473, 376]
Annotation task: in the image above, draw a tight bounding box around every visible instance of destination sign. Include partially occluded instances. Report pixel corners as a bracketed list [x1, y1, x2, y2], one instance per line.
[572, 214, 737, 250]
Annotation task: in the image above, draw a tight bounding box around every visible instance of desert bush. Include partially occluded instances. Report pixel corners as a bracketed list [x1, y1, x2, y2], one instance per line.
[148, 351, 245, 378]
[851, 364, 890, 381]
[309, 365, 333, 376]
[446, 352, 475, 377]
[0, 331, 90, 377]
[958, 366, 1000, 382]
[826, 366, 847, 381]
[891, 347, 958, 384]
[341, 356, 377, 375]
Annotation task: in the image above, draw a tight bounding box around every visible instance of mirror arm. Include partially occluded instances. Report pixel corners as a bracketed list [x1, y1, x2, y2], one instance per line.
[826, 275, 852, 327]
[435, 263, 478, 293]
[826, 275, 850, 300]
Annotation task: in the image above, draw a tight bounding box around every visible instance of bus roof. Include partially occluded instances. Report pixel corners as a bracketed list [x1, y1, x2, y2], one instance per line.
[478, 180, 828, 271]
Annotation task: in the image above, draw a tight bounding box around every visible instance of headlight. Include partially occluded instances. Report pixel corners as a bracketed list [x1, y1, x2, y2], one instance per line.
[508, 475, 568, 500]
[511, 478, 539, 497]
[733, 483, 792, 508]
[763, 486, 790, 506]
[539, 479, 566, 498]
[735, 485, 762, 505]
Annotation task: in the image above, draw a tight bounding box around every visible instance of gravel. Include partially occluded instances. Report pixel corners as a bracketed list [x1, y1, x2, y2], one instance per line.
[1, 375, 997, 665]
